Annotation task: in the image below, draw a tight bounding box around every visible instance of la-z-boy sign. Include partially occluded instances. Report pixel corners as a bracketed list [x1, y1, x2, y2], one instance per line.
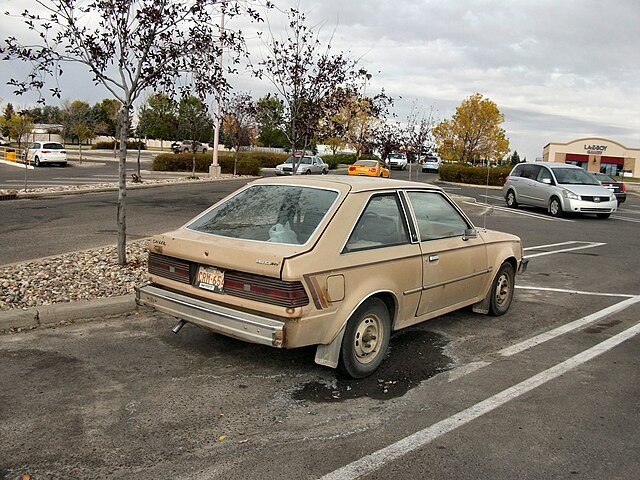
[584, 144, 607, 155]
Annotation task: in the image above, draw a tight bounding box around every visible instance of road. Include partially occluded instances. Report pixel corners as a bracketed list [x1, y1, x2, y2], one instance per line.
[1, 165, 639, 479]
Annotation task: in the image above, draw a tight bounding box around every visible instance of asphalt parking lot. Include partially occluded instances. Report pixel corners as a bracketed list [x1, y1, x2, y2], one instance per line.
[1, 175, 639, 479]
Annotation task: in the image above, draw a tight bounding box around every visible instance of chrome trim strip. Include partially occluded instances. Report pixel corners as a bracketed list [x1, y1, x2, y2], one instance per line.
[136, 285, 285, 347]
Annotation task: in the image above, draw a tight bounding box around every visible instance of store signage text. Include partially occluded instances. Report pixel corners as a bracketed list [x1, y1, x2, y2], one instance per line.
[584, 144, 607, 155]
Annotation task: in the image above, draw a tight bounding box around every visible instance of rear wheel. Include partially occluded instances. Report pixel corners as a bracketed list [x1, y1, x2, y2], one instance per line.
[489, 263, 515, 316]
[549, 197, 563, 217]
[34, 156, 41, 167]
[304, 169, 311, 175]
[338, 298, 391, 378]
[505, 189, 518, 208]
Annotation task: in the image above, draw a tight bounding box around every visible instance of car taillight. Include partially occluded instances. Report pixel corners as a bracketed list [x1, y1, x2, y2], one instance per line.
[42, 150, 50, 153]
[503, 176, 510, 185]
[348, 166, 355, 171]
[369, 167, 376, 173]
[620, 183, 626, 192]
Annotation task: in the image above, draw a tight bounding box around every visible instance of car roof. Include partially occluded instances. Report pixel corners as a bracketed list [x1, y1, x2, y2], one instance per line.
[516, 162, 581, 170]
[250, 175, 443, 193]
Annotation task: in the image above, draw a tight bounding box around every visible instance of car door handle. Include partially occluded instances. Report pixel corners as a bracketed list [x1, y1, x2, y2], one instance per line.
[428, 255, 439, 262]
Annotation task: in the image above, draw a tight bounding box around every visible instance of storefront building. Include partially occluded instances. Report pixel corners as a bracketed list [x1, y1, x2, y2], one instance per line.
[543, 137, 640, 177]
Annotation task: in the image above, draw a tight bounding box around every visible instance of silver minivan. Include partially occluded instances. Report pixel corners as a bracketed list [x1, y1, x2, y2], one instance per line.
[503, 162, 617, 218]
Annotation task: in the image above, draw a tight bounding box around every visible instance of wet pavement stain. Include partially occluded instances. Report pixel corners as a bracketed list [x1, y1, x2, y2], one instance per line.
[293, 330, 453, 402]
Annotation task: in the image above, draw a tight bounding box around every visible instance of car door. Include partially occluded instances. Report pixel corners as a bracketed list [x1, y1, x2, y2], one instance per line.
[513, 164, 542, 206]
[404, 191, 489, 319]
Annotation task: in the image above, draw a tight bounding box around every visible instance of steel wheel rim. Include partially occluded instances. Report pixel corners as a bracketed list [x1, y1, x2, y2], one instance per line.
[550, 199, 559, 215]
[353, 315, 383, 364]
[495, 273, 511, 307]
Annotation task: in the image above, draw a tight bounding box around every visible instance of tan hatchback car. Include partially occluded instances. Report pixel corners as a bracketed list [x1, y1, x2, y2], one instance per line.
[136, 176, 528, 378]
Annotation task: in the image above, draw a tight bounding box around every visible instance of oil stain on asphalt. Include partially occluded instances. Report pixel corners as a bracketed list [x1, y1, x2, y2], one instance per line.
[293, 330, 453, 402]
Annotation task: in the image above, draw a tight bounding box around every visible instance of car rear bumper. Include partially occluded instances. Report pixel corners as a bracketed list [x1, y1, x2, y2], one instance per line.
[136, 284, 285, 347]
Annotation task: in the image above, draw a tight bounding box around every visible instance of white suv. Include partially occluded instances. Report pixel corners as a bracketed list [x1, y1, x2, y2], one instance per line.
[503, 162, 617, 218]
[387, 152, 408, 170]
[28, 141, 67, 167]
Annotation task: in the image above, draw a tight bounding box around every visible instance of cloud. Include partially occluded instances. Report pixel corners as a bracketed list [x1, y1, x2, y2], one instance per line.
[2, 0, 639, 161]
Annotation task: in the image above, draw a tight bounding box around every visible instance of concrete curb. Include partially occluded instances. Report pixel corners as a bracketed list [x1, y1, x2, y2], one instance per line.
[0, 294, 137, 333]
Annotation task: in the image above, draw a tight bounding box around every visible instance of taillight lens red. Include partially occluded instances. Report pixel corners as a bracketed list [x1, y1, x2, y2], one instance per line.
[620, 183, 626, 192]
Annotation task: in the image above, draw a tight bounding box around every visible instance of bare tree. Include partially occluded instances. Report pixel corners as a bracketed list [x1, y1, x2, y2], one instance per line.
[256, 8, 368, 169]
[403, 101, 437, 179]
[222, 92, 257, 175]
[2, 0, 263, 265]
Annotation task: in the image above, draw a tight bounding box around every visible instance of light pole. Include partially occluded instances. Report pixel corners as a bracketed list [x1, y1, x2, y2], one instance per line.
[209, 3, 225, 178]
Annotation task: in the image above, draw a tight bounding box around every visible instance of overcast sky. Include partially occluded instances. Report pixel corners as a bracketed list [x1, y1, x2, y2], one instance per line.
[2, 0, 639, 161]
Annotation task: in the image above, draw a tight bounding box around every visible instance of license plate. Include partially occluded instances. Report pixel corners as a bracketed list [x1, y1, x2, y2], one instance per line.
[197, 266, 224, 292]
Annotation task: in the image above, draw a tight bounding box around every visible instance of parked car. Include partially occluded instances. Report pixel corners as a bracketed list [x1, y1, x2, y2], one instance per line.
[592, 172, 626, 204]
[420, 154, 442, 173]
[275, 155, 328, 175]
[136, 176, 528, 378]
[348, 159, 390, 178]
[180, 140, 208, 153]
[28, 141, 67, 167]
[503, 162, 617, 218]
[387, 152, 408, 170]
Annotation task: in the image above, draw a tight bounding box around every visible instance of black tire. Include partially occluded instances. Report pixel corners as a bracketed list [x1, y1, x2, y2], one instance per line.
[596, 213, 611, 219]
[338, 298, 391, 378]
[304, 169, 311, 175]
[34, 156, 41, 167]
[59, 162, 67, 167]
[549, 197, 563, 217]
[505, 189, 518, 208]
[489, 263, 515, 316]
[322, 168, 328, 175]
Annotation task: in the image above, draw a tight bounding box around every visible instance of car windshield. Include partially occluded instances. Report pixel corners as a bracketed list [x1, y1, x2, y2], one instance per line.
[553, 168, 600, 185]
[187, 184, 339, 245]
[355, 160, 378, 167]
[594, 173, 614, 182]
[43, 143, 64, 150]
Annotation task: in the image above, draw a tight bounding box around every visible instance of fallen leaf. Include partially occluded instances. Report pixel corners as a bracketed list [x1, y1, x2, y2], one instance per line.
[217, 435, 227, 441]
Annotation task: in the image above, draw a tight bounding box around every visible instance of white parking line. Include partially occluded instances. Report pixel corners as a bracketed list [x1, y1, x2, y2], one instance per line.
[320, 320, 640, 480]
[516, 285, 635, 298]
[523, 240, 605, 258]
[465, 201, 574, 222]
[612, 215, 640, 223]
[500, 295, 640, 357]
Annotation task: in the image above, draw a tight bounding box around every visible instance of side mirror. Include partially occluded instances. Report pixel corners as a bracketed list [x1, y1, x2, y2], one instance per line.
[462, 228, 477, 241]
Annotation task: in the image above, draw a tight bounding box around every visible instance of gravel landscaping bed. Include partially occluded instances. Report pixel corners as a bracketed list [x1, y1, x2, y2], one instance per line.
[1, 240, 149, 311]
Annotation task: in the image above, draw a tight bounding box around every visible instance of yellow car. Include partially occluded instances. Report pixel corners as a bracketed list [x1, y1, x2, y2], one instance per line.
[348, 159, 390, 178]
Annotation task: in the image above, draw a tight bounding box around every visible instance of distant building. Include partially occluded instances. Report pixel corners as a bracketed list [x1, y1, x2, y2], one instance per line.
[543, 137, 639, 177]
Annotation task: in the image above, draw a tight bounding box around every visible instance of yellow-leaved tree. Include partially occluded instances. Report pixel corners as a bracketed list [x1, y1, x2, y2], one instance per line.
[433, 93, 509, 164]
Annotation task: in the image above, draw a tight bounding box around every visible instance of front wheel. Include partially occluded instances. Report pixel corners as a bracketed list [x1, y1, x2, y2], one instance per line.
[338, 298, 391, 378]
[489, 263, 515, 316]
[549, 197, 563, 217]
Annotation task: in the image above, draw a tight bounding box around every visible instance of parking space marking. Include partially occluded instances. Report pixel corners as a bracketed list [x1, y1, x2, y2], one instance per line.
[516, 285, 635, 298]
[500, 295, 640, 357]
[464, 201, 574, 222]
[611, 215, 640, 223]
[523, 240, 605, 258]
[320, 320, 640, 480]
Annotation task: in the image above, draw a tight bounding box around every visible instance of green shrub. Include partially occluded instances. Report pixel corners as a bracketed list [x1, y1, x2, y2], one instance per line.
[439, 163, 511, 186]
[92, 140, 146, 150]
[152, 152, 264, 176]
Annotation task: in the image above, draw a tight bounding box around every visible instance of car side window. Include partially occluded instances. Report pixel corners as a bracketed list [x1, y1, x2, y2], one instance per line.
[536, 167, 553, 184]
[344, 194, 409, 252]
[407, 191, 470, 241]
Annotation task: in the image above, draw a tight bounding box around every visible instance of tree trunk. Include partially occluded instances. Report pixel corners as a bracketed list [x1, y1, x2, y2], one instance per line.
[117, 109, 129, 266]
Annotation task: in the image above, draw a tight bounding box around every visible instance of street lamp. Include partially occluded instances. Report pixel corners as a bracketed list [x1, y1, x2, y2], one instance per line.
[209, 3, 225, 178]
